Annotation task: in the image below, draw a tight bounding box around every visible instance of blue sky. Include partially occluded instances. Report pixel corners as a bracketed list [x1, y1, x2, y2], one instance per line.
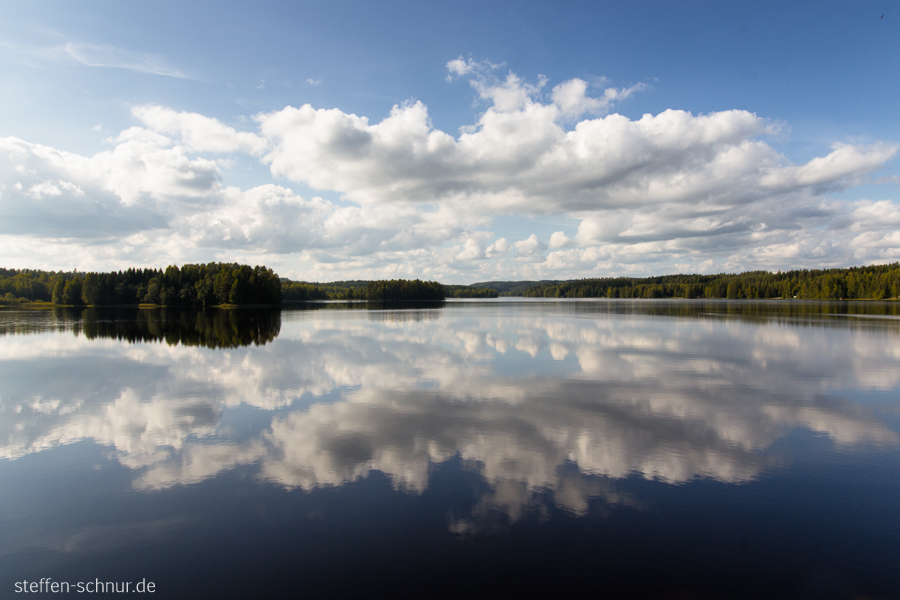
[1, 0, 898, 282]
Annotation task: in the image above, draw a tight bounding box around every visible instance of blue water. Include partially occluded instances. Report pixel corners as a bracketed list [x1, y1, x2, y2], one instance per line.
[1, 300, 899, 598]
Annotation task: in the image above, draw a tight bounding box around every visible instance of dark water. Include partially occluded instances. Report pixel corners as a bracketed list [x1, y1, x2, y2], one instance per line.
[1, 300, 899, 599]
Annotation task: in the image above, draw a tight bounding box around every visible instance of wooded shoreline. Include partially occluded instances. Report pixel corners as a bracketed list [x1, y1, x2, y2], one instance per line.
[1, 262, 898, 305]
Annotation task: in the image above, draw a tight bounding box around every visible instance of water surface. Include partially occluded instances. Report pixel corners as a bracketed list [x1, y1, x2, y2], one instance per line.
[1, 300, 899, 598]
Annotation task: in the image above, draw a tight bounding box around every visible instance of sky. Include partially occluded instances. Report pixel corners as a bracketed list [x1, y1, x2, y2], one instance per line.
[1, 0, 899, 283]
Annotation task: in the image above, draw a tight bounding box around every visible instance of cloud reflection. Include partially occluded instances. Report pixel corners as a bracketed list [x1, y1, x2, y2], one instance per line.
[1, 306, 898, 525]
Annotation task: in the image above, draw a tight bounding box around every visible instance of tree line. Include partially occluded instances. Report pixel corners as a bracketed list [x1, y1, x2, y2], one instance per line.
[521, 263, 900, 300]
[282, 278, 446, 302]
[0, 263, 280, 306]
[281, 280, 498, 301]
[281, 280, 367, 301]
[445, 285, 499, 298]
[4, 263, 898, 306]
[366, 279, 445, 301]
[0, 268, 58, 303]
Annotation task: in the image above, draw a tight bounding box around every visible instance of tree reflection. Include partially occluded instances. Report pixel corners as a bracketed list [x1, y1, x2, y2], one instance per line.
[79, 307, 281, 348]
[28, 307, 285, 348]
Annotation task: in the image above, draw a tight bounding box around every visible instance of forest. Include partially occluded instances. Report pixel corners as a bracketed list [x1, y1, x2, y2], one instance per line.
[519, 263, 900, 300]
[0, 263, 281, 306]
[366, 279, 445, 301]
[2, 262, 899, 306]
[281, 280, 498, 301]
[281, 280, 367, 301]
[445, 285, 499, 298]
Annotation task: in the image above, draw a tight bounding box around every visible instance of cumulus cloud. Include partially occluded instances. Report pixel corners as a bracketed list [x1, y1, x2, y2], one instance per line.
[514, 234, 547, 261]
[485, 237, 511, 258]
[551, 77, 647, 119]
[548, 231, 571, 249]
[454, 235, 486, 261]
[250, 65, 897, 276]
[259, 96, 892, 218]
[0, 135, 176, 236]
[0, 128, 480, 272]
[0, 60, 897, 279]
[133, 105, 267, 155]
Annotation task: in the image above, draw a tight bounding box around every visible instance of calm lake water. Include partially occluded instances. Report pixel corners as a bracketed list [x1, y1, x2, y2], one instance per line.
[1, 300, 899, 599]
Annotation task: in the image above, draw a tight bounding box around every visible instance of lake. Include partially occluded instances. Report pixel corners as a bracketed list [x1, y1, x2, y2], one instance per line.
[1, 300, 899, 598]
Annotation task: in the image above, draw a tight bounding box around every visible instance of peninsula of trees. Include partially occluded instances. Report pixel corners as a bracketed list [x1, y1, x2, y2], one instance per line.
[0, 263, 281, 306]
[1, 262, 899, 306]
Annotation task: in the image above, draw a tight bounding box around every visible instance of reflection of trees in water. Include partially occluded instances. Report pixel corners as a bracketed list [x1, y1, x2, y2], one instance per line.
[79, 308, 281, 348]
[5, 300, 897, 338]
[277, 301, 445, 322]
[366, 302, 444, 322]
[446, 299, 900, 331]
[0, 307, 282, 347]
[0, 306, 84, 336]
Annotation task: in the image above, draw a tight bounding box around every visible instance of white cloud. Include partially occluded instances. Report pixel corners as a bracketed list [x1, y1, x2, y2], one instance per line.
[0, 135, 174, 237]
[444, 56, 503, 81]
[258, 70, 894, 226]
[514, 234, 547, 261]
[551, 77, 647, 119]
[133, 105, 267, 155]
[485, 237, 511, 258]
[834, 199, 900, 232]
[548, 231, 571, 248]
[446, 57, 476, 77]
[0, 130, 480, 270]
[455, 236, 485, 261]
[0, 61, 897, 279]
